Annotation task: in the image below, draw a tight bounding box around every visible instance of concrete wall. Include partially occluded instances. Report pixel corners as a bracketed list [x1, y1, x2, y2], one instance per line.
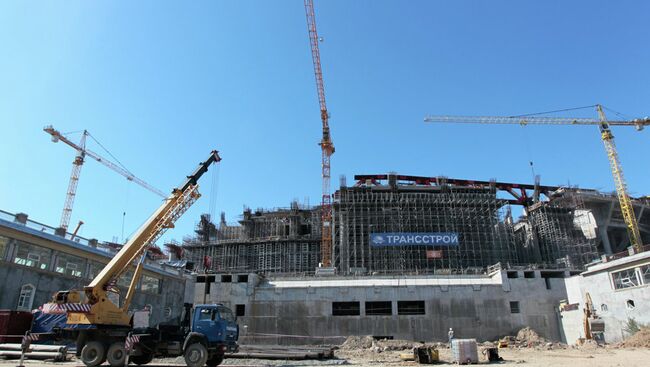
[197, 270, 569, 345]
[559, 252, 650, 344]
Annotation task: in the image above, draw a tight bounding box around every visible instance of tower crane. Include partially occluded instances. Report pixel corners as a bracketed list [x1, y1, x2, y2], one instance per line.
[424, 104, 650, 253]
[44, 126, 167, 232]
[304, 0, 335, 268]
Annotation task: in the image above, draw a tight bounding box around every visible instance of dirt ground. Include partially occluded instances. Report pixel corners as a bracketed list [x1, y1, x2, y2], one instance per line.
[1, 347, 649, 367]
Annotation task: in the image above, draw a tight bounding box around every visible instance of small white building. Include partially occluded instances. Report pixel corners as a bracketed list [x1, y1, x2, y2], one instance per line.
[559, 250, 650, 344]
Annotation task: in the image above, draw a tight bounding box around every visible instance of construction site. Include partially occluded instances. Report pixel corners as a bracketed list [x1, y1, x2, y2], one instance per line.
[182, 174, 650, 276]
[1, 1, 650, 366]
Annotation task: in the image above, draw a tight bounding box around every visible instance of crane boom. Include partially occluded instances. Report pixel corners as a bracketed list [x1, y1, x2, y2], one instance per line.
[61, 151, 221, 326]
[424, 115, 650, 129]
[304, 0, 335, 268]
[424, 105, 647, 253]
[44, 125, 167, 200]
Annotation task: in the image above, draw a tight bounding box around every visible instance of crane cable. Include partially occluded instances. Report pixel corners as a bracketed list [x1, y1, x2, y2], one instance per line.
[509, 104, 598, 118]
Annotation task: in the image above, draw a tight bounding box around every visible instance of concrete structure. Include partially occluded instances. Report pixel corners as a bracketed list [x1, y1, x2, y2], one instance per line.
[0, 209, 192, 326]
[196, 266, 575, 345]
[576, 190, 650, 254]
[184, 174, 650, 276]
[559, 249, 650, 344]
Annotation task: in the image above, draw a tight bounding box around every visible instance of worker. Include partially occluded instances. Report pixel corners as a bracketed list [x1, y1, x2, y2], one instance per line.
[448, 328, 454, 346]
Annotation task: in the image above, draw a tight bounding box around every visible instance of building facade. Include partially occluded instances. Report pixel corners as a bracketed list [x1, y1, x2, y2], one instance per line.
[559, 249, 650, 344]
[0, 210, 192, 326]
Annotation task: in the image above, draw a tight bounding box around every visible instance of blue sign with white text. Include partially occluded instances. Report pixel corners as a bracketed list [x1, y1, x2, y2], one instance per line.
[370, 233, 459, 247]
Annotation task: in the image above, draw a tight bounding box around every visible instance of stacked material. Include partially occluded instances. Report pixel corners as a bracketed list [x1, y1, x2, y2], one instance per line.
[226, 345, 334, 360]
[451, 339, 478, 364]
[0, 343, 67, 361]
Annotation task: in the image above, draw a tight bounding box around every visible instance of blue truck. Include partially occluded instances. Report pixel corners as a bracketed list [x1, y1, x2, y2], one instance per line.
[72, 303, 239, 367]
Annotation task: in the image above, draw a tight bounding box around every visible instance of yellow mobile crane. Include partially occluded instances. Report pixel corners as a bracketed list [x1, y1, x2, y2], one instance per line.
[47, 151, 239, 367]
[424, 104, 650, 253]
[56, 150, 221, 326]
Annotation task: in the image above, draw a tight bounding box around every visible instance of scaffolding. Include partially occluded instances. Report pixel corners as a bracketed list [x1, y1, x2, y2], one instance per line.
[334, 182, 519, 275]
[522, 190, 599, 268]
[183, 203, 321, 275]
[181, 176, 609, 276]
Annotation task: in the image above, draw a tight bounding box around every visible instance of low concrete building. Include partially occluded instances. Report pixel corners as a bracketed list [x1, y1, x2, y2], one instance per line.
[196, 267, 574, 344]
[559, 249, 650, 344]
[0, 210, 192, 326]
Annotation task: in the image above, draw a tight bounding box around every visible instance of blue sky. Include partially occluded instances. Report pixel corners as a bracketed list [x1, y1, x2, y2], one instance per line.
[1, 1, 648, 245]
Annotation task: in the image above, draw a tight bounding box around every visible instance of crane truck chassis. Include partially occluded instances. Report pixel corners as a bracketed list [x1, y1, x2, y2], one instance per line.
[68, 303, 238, 367]
[41, 151, 238, 366]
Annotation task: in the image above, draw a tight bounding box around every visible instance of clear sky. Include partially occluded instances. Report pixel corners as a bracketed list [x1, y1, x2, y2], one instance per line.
[1, 1, 648, 245]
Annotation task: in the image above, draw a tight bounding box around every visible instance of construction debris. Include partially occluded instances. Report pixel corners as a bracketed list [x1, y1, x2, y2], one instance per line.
[616, 327, 650, 348]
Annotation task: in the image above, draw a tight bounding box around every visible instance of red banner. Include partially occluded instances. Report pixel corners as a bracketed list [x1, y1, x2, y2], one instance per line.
[426, 250, 443, 259]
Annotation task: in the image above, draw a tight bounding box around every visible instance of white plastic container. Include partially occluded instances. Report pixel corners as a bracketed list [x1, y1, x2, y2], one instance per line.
[451, 338, 478, 364]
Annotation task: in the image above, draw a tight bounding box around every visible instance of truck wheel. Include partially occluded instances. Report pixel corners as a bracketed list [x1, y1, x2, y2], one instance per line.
[206, 354, 224, 367]
[130, 352, 154, 365]
[107, 342, 127, 366]
[184, 343, 208, 367]
[81, 341, 107, 367]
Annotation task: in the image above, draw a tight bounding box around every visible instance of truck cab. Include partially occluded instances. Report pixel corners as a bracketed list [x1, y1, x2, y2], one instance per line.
[182, 304, 239, 367]
[191, 304, 239, 350]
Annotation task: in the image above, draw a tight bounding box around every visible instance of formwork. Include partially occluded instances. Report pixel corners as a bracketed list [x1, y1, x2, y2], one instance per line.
[333, 183, 519, 275]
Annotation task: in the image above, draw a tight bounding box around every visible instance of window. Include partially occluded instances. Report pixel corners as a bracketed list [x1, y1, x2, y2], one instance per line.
[118, 269, 135, 287]
[332, 302, 360, 316]
[199, 308, 214, 320]
[55, 253, 85, 277]
[626, 300, 635, 310]
[640, 265, 650, 285]
[221, 275, 232, 283]
[397, 301, 425, 315]
[237, 274, 249, 283]
[611, 268, 640, 290]
[218, 306, 236, 322]
[88, 262, 106, 279]
[507, 271, 519, 279]
[366, 301, 392, 316]
[13, 243, 51, 270]
[524, 271, 535, 279]
[235, 304, 246, 317]
[510, 301, 520, 314]
[141, 275, 160, 294]
[0, 235, 9, 260]
[17, 284, 35, 311]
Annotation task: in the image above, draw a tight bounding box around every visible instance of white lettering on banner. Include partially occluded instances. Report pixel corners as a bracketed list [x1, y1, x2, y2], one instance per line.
[370, 232, 459, 246]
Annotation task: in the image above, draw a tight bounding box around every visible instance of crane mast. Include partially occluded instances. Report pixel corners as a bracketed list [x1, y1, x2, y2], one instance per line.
[59, 131, 88, 231]
[595, 105, 644, 253]
[304, 0, 335, 268]
[60, 151, 221, 327]
[425, 105, 650, 253]
[44, 126, 167, 233]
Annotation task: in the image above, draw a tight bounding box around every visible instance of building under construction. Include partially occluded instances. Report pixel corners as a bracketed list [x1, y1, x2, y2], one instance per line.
[182, 173, 649, 276]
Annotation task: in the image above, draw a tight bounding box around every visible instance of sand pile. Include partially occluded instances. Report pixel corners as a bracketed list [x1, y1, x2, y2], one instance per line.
[617, 328, 650, 348]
